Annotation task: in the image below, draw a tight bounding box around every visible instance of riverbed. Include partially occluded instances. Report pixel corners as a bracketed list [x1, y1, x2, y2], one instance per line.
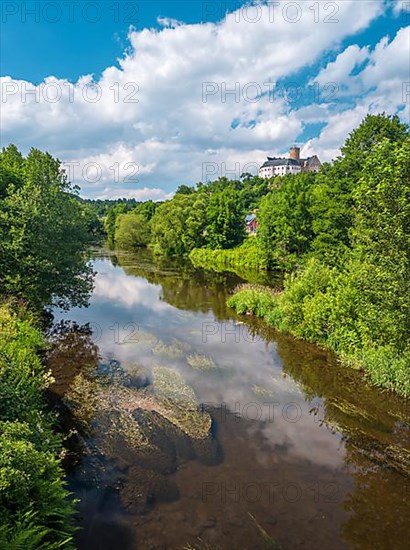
[48, 248, 410, 550]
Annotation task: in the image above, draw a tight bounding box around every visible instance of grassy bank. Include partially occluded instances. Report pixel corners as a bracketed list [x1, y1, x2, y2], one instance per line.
[189, 238, 272, 284]
[0, 303, 75, 548]
[227, 261, 410, 399]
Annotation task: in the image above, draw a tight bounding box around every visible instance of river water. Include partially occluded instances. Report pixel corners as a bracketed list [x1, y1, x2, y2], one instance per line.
[48, 248, 410, 550]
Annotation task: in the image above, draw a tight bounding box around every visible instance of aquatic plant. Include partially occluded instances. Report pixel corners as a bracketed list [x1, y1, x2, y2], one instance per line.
[187, 353, 217, 371]
[152, 338, 191, 358]
[251, 384, 274, 398]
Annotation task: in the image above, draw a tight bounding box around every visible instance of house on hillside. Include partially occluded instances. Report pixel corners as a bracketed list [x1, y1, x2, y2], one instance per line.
[258, 146, 321, 179]
[245, 213, 258, 235]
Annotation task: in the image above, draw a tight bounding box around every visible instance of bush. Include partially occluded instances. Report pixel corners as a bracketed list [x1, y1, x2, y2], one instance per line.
[190, 238, 268, 272]
[361, 347, 410, 397]
[227, 284, 278, 317]
[0, 303, 75, 547]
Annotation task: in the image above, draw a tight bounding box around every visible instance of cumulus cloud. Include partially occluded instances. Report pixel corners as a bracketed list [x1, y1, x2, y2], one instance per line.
[1, 0, 406, 198]
[302, 26, 410, 162]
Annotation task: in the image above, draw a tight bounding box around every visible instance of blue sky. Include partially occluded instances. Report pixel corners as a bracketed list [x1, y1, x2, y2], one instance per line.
[1, 1, 242, 82]
[1, 1, 409, 199]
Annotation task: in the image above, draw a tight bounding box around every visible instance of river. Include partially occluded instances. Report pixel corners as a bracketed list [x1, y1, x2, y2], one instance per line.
[47, 248, 410, 550]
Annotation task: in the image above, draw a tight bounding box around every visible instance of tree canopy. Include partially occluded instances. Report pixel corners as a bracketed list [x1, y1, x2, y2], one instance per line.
[0, 146, 94, 310]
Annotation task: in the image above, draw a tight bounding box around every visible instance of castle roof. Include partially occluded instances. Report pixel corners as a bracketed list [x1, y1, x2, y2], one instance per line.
[261, 154, 321, 169]
[261, 157, 300, 168]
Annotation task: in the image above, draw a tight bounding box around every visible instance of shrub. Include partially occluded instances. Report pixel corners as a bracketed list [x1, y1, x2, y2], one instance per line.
[190, 238, 268, 272]
[0, 303, 75, 547]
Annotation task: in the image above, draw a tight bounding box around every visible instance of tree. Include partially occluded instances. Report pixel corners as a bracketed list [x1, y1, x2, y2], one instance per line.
[258, 173, 316, 269]
[115, 211, 151, 249]
[0, 144, 24, 198]
[104, 203, 128, 242]
[151, 193, 207, 256]
[175, 184, 195, 195]
[348, 137, 410, 349]
[0, 146, 94, 310]
[310, 114, 409, 263]
[206, 187, 245, 249]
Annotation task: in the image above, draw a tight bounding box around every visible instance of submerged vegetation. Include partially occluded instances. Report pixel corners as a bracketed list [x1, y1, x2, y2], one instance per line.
[187, 353, 218, 371]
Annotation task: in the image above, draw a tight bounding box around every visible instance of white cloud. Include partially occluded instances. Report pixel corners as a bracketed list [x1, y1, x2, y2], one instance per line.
[303, 26, 410, 162]
[1, 0, 404, 196]
[312, 44, 370, 88]
[157, 16, 184, 28]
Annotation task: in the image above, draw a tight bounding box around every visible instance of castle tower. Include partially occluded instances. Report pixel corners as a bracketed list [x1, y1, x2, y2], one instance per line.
[289, 146, 300, 160]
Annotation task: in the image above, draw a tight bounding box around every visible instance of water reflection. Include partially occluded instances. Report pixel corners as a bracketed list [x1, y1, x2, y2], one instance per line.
[49, 249, 410, 550]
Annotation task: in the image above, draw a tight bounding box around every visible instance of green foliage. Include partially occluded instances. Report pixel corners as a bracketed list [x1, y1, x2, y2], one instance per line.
[115, 211, 151, 249]
[228, 115, 410, 397]
[148, 176, 269, 257]
[309, 113, 409, 263]
[349, 137, 410, 349]
[0, 510, 71, 550]
[105, 200, 160, 245]
[190, 237, 268, 272]
[104, 202, 129, 242]
[0, 303, 75, 547]
[258, 172, 316, 269]
[0, 145, 94, 310]
[227, 284, 278, 318]
[151, 193, 208, 256]
[175, 184, 195, 195]
[205, 187, 245, 249]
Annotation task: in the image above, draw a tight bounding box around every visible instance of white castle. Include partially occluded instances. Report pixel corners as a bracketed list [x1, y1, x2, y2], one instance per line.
[259, 146, 321, 179]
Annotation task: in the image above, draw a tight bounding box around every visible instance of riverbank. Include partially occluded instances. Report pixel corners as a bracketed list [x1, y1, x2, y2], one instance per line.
[0, 303, 75, 547]
[227, 268, 410, 399]
[189, 239, 275, 285]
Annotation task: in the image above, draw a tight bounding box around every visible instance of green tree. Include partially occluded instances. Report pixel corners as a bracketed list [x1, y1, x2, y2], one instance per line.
[115, 211, 151, 249]
[206, 187, 244, 249]
[104, 203, 128, 242]
[0, 146, 93, 310]
[310, 114, 409, 263]
[348, 137, 410, 348]
[151, 193, 207, 256]
[0, 144, 24, 198]
[258, 172, 316, 269]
